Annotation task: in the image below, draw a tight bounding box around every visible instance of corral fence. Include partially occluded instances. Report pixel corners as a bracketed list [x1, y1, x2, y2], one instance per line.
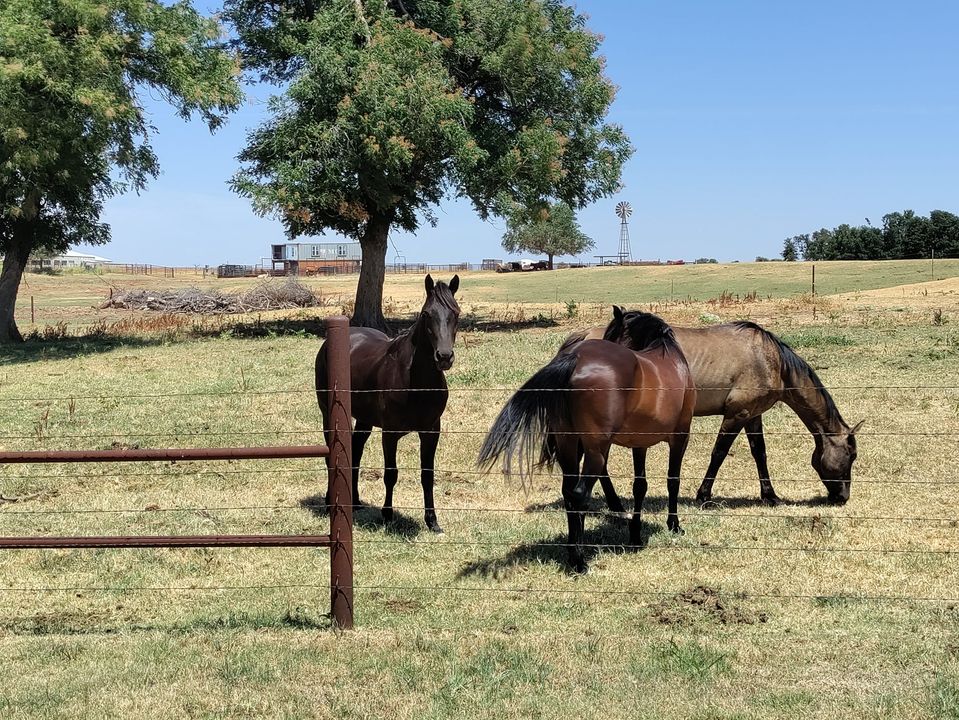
[0, 316, 355, 629]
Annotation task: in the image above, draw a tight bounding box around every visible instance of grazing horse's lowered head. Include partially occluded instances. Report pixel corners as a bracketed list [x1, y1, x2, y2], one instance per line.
[417, 274, 460, 371]
[813, 419, 863, 504]
[754, 321, 864, 504]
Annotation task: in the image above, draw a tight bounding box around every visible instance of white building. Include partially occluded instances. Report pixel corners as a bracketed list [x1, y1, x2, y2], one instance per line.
[29, 249, 112, 271]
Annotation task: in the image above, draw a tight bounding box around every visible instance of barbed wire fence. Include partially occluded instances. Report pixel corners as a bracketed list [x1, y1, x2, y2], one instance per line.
[1, 382, 958, 624]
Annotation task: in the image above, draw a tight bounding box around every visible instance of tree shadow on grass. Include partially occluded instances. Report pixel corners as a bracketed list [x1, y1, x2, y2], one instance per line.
[0, 608, 332, 637]
[195, 312, 560, 340]
[456, 513, 663, 579]
[0, 335, 166, 366]
[299, 492, 423, 539]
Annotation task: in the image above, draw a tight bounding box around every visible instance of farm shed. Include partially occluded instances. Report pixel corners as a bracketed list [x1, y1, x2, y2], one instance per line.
[271, 241, 361, 275]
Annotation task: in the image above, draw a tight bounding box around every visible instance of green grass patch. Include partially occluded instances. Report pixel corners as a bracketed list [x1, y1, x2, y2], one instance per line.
[932, 675, 959, 719]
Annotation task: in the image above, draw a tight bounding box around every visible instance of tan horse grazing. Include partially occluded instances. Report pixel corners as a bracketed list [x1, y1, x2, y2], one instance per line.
[479, 309, 696, 573]
[564, 313, 863, 507]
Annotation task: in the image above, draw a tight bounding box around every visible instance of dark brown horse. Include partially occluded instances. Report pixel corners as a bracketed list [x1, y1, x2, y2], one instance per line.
[478, 308, 696, 572]
[316, 274, 460, 532]
[565, 315, 863, 506]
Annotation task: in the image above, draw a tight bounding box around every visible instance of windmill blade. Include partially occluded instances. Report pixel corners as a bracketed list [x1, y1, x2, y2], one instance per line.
[615, 201, 632, 219]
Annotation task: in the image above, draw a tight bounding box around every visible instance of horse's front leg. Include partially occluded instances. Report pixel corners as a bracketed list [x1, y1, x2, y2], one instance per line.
[744, 416, 779, 505]
[667, 433, 690, 534]
[629, 447, 648, 546]
[419, 422, 443, 534]
[381, 431, 401, 524]
[348, 421, 372, 507]
[695, 416, 746, 504]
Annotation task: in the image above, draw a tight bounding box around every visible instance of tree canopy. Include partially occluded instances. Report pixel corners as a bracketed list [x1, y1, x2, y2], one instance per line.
[782, 210, 959, 261]
[501, 201, 592, 268]
[0, 0, 241, 342]
[225, 0, 633, 328]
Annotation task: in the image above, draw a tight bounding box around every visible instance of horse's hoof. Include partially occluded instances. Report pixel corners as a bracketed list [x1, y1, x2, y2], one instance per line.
[761, 494, 780, 507]
[381, 507, 394, 523]
[667, 519, 684, 535]
[695, 492, 711, 506]
[428, 524, 445, 535]
[569, 560, 589, 575]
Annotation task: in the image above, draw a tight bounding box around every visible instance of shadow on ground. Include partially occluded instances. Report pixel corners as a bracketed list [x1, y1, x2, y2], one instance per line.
[212, 313, 559, 339]
[0, 609, 331, 637]
[300, 492, 424, 538]
[0, 335, 166, 365]
[456, 512, 662, 579]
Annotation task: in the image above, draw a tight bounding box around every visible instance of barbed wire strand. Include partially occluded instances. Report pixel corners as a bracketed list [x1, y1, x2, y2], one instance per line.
[0, 501, 957, 524]
[0, 428, 955, 441]
[0, 384, 957, 403]
[0, 582, 956, 604]
[2, 464, 959, 486]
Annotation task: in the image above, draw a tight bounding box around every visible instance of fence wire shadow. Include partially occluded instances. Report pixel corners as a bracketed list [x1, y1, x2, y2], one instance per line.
[527, 490, 844, 514]
[299, 492, 423, 538]
[456, 514, 663, 579]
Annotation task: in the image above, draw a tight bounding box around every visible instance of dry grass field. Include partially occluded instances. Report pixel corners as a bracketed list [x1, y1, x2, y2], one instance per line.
[1, 259, 958, 719]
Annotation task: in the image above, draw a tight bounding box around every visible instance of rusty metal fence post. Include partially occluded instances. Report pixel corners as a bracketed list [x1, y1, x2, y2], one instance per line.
[325, 315, 354, 629]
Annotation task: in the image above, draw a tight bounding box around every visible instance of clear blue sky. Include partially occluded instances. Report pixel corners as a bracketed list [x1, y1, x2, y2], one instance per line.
[93, 1, 959, 265]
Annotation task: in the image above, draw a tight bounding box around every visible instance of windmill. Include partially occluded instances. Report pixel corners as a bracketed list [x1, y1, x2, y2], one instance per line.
[615, 201, 632, 264]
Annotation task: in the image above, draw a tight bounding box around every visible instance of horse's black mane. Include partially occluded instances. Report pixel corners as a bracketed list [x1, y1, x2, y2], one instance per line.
[428, 281, 460, 313]
[604, 310, 681, 354]
[732, 321, 844, 427]
[398, 281, 460, 340]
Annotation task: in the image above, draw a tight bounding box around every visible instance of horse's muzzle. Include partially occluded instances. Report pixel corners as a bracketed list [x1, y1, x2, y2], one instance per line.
[435, 351, 454, 371]
[825, 479, 851, 504]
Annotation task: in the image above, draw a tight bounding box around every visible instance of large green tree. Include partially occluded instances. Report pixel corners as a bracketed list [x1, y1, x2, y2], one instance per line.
[0, 0, 241, 342]
[225, 0, 632, 329]
[502, 201, 592, 269]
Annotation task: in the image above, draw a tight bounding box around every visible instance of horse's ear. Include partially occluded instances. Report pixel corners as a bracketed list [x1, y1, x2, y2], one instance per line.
[613, 305, 623, 321]
[425, 274, 434, 295]
[449, 274, 459, 296]
[850, 420, 865, 435]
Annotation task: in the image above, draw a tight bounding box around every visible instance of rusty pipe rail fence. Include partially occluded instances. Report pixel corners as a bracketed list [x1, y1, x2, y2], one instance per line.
[0, 316, 354, 629]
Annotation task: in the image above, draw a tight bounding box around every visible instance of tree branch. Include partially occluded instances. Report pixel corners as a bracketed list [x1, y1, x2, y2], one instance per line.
[353, 0, 371, 44]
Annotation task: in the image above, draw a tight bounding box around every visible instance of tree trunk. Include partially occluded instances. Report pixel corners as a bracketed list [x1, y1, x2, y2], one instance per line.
[352, 212, 392, 331]
[0, 191, 40, 344]
[547, 253, 554, 270]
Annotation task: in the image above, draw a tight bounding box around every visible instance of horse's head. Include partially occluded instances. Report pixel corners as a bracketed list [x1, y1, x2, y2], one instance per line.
[604, 305, 676, 352]
[419, 273, 460, 371]
[812, 420, 863, 504]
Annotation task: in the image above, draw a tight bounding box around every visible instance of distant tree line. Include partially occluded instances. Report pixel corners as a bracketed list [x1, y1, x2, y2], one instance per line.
[781, 210, 959, 261]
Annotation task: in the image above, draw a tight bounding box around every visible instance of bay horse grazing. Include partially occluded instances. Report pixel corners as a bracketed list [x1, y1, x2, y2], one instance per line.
[565, 315, 863, 506]
[315, 274, 460, 533]
[478, 308, 695, 573]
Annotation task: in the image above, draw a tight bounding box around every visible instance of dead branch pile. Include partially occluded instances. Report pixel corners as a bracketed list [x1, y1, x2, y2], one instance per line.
[99, 279, 321, 314]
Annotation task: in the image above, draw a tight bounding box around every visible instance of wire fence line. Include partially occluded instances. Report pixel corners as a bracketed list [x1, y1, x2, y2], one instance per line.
[0, 582, 956, 605]
[0, 428, 955, 441]
[1, 501, 957, 523]
[0, 464, 957, 486]
[1, 383, 958, 403]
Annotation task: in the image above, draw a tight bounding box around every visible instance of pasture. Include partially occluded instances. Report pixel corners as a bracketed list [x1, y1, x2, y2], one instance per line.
[1, 260, 959, 719]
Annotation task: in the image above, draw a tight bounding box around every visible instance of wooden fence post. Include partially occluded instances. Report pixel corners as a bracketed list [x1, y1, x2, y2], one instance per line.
[326, 315, 354, 629]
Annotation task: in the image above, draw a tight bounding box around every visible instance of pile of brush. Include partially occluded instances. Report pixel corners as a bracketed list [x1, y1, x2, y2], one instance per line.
[99, 279, 321, 314]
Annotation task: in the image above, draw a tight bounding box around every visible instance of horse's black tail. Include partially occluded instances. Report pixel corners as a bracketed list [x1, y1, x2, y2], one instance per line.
[477, 352, 578, 486]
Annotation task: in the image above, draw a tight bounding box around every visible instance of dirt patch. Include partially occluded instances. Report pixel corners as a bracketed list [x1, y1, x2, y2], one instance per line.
[651, 585, 769, 626]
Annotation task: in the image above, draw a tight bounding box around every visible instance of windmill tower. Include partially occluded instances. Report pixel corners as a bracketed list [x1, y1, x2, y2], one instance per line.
[615, 201, 632, 264]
